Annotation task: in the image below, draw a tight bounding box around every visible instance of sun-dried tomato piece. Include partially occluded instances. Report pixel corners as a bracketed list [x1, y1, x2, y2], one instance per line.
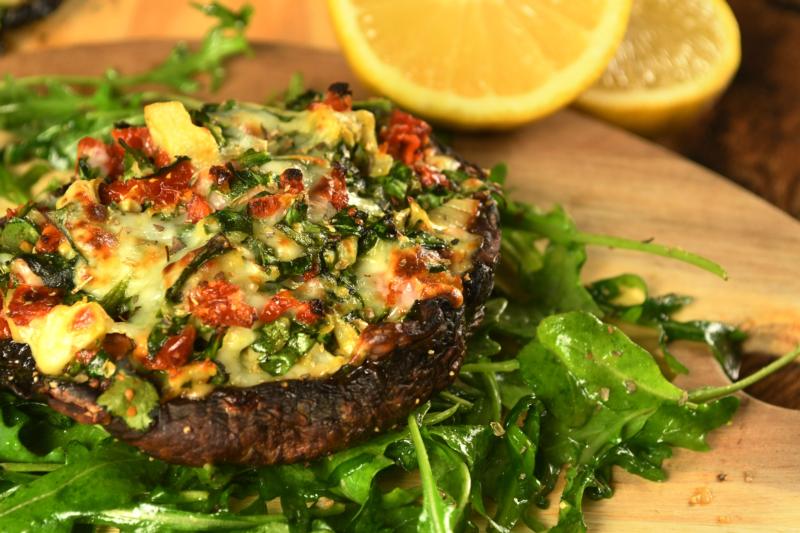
[313, 82, 353, 112]
[34, 224, 64, 253]
[380, 110, 432, 165]
[186, 194, 213, 223]
[187, 279, 256, 328]
[99, 159, 193, 209]
[147, 325, 197, 371]
[76, 137, 113, 176]
[248, 194, 285, 219]
[210, 165, 235, 189]
[0, 293, 10, 339]
[260, 290, 322, 325]
[415, 164, 450, 189]
[102, 333, 134, 360]
[279, 168, 305, 194]
[310, 166, 348, 211]
[7, 285, 62, 326]
[110, 126, 171, 169]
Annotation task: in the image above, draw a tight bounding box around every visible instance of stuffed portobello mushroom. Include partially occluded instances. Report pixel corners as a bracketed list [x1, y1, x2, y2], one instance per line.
[0, 84, 499, 466]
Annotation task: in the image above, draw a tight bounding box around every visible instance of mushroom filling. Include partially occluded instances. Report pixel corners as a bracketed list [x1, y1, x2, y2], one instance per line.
[0, 87, 492, 429]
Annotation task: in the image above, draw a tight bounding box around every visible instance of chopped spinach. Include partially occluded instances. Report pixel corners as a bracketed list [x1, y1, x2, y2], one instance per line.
[165, 234, 231, 302]
[18, 253, 75, 290]
[99, 279, 133, 320]
[213, 207, 252, 235]
[118, 139, 156, 181]
[237, 148, 272, 167]
[382, 162, 412, 201]
[253, 321, 315, 376]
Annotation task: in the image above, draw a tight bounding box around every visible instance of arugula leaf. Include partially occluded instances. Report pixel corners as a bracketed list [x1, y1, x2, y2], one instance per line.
[407, 413, 460, 533]
[0, 2, 252, 201]
[516, 312, 739, 532]
[588, 274, 746, 378]
[0, 392, 107, 464]
[535, 312, 684, 407]
[500, 198, 727, 278]
[0, 443, 165, 532]
[89, 503, 289, 531]
[481, 395, 543, 532]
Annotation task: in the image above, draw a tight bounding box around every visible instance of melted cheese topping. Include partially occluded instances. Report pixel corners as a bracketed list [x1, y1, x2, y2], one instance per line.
[4, 98, 490, 395]
[144, 102, 221, 168]
[8, 301, 112, 375]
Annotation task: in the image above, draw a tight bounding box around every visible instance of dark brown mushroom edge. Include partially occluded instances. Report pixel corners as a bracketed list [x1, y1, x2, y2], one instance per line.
[0, 84, 500, 466]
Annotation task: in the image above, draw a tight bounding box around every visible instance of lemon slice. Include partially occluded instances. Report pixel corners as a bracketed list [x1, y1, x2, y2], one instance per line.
[327, 0, 632, 129]
[576, 0, 741, 136]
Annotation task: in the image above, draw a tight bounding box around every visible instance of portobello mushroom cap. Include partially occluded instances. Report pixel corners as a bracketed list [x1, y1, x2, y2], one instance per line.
[0, 192, 499, 466]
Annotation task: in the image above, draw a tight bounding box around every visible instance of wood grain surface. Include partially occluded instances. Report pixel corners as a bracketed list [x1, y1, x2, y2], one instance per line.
[4, 0, 338, 52]
[1, 43, 799, 532]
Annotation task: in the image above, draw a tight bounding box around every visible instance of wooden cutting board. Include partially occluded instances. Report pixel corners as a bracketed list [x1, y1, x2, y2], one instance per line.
[1, 43, 799, 533]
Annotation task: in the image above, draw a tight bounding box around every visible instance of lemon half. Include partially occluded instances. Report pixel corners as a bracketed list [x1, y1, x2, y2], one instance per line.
[328, 0, 632, 129]
[576, 0, 741, 136]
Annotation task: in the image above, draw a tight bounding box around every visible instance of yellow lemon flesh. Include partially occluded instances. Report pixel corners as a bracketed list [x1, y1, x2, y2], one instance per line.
[576, 0, 741, 136]
[328, 0, 632, 129]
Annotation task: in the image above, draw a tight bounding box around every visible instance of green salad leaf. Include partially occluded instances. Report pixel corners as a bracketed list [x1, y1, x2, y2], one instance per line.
[0, 443, 166, 532]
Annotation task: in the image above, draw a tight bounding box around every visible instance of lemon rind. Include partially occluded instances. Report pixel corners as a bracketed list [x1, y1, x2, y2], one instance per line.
[576, 0, 741, 122]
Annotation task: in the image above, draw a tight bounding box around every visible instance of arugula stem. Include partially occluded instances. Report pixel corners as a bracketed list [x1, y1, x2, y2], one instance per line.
[407, 413, 447, 533]
[461, 360, 520, 373]
[423, 404, 461, 426]
[439, 391, 473, 407]
[688, 344, 800, 402]
[178, 490, 209, 502]
[573, 232, 728, 280]
[0, 462, 62, 472]
[5, 74, 109, 87]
